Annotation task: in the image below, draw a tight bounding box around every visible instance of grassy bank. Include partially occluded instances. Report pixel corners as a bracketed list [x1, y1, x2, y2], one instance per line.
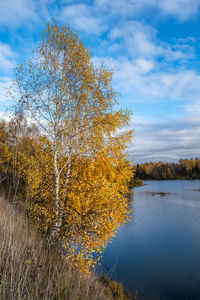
[0, 195, 130, 300]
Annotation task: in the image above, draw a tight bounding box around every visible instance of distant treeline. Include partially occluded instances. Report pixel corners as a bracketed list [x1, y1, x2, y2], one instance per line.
[135, 158, 200, 180]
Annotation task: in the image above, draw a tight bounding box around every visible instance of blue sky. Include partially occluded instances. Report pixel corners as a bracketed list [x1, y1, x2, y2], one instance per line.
[0, 0, 200, 163]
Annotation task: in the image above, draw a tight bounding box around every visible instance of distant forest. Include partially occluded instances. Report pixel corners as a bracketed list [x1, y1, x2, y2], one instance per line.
[135, 158, 200, 180]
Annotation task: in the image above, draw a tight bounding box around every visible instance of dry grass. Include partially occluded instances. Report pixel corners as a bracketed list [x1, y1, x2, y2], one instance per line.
[0, 195, 117, 300]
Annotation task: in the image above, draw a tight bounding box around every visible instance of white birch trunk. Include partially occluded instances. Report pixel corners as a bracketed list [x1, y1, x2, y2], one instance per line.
[48, 148, 62, 246]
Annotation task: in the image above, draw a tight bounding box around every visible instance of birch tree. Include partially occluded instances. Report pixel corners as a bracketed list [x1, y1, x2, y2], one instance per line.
[13, 22, 133, 248]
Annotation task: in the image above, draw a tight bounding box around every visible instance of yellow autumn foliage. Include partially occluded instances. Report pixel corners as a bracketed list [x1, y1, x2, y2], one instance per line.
[1, 22, 134, 271]
[0, 118, 133, 271]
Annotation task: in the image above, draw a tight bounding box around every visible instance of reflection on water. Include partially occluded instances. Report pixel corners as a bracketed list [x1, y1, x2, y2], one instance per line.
[99, 180, 200, 300]
[141, 191, 177, 197]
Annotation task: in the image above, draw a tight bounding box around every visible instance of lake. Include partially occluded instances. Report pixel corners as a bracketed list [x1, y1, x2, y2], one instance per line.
[99, 180, 200, 300]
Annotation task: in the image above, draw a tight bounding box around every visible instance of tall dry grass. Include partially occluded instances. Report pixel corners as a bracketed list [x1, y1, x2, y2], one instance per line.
[0, 195, 118, 300]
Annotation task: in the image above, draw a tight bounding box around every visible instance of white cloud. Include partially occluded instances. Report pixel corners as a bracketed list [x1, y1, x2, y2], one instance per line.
[138, 70, 200, 101]
[159, 0, 200, 21]
[109, 21, 195, 62]
[91, 19, 198, 107]
[59, 4, 104, 34]
[182, 102, 200, 115]
[95, 0, 200, 21]
[134, 58, 155, 74]
[0, 43, 16, 71]
[94, 54, 200, 103]
[129, 115, 200, 163]
[0, 0, 38, 28]
[0, 0, 198, 33]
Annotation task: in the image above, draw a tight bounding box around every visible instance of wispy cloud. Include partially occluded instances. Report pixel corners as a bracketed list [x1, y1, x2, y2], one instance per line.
[109, 21, 195, 62]
[95, 0, 200, 21]
[0, 0, 199, 33]
[159, 0, 200, 21]
[134, 70, 200, 101]
[59, 4, 104, 34]
[0, 0, 38, 28]
[0, 43, 16, 72]
[129, 115, 200, 163]
[94, 54, 200, 104]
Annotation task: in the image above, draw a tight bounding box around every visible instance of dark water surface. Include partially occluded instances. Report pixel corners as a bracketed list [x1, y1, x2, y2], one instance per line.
[99, 180, 200, 300]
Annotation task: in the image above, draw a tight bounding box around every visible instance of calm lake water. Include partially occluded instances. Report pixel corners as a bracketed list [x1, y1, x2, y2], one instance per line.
[99, 180, 200, 300]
